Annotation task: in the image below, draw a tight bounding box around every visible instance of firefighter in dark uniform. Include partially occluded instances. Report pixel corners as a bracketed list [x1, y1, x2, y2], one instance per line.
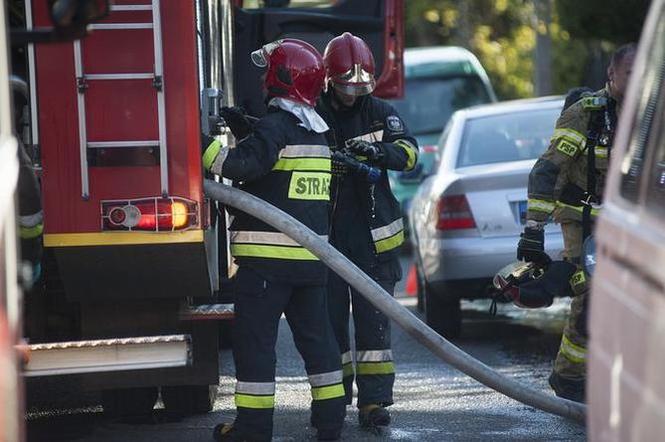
[316, 33, 418, 429]
[517, 44, 636, 402]
[204, 39, 345, 442]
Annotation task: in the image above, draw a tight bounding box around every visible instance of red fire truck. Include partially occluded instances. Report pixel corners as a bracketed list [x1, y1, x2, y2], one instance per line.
[16, 0, 404, 417]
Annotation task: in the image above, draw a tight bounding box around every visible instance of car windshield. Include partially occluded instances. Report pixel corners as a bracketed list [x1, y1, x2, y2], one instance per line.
[457, 106, 562, 167]
[391, 76, 491, 136]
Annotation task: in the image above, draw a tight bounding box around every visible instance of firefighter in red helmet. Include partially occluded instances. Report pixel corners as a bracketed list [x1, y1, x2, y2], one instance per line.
[204, 39, 345, 442]
[316, 32, 419, 430]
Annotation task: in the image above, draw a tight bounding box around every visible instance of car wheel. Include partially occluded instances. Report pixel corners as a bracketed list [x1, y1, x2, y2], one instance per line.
[424, 283, 462, 339]
[102, 387, 158, 418]
[161, 384, 218, 416]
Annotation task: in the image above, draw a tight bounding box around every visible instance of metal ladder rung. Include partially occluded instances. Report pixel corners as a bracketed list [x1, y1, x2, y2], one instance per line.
[111, 5, 153, 11]
[86, 73, 154, 81]
[88, 141, 160, 149]
[89, 23, 153, 30]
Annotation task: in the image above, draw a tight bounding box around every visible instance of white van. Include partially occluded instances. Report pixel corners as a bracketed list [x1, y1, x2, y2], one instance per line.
[588, 0, 665, 439]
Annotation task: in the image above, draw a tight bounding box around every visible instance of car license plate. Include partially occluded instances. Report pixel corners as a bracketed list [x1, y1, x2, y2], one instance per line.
[518, 200, 528, 224]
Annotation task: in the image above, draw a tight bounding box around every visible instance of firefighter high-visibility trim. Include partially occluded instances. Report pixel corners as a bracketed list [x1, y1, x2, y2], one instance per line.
[342, 362, 354, 377]
[230, 231, 328, 247]
[395, 139, 418, 171]
[374, 230, 405, 254]
[20, 223, 43, 239]
[528, 198, 556, 214]
[19, 211, 43, 228]
[341, 351, 352, 365]
[349, 129, 384, 143]
[236, 381, 276, 395]
[570, 270, 586, 287]
[356, 361, 395, 375]
[44, 230, 204, 247]
[231, 244, 318, 261]
[272, 157, 331, 172]
[308, 370, 343, 387]
[552, 128, 585, 146]
[595, 146, 609, 159]
[235, 393, 275, 409]
[371, 219, 403, 242]
[202, 139, 222, 170]
[279, 144, 330, 158]
[555, 201, 601, 217]
[287, 171, 331, 201]
[311, 383, 345, 401]
[559, 334, 586, 364]
[356, 349, 393, 363]
[555, 139, 579, 157]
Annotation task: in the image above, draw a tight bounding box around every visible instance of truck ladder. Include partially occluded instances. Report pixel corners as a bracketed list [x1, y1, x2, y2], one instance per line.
[74, 0, 169, 199]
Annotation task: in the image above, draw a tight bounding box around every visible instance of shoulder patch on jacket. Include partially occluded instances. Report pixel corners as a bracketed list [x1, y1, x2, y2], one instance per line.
[386, 115, 404, 133]
[556, 139, 579, 157]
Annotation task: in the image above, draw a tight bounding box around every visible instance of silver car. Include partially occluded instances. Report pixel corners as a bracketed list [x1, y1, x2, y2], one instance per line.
[409, 97, 566, 338]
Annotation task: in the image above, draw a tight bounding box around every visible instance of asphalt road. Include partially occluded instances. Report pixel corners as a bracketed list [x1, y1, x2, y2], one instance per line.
[26, 255, 586, 441]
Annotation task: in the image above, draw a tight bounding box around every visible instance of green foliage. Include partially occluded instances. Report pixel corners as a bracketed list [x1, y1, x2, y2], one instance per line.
[556, 0, 650, 43]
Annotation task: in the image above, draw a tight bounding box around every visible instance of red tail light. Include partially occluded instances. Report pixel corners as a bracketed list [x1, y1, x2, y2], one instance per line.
[436, 195, 476, 230]
[101, 197, 198, 232]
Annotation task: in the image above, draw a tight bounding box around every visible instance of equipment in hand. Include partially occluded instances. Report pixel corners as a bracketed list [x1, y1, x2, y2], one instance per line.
[220, 106, 257, 140]
[516, 226, 549, 264]
[345, 138, 384, 162]
[332, 150, 381, 183]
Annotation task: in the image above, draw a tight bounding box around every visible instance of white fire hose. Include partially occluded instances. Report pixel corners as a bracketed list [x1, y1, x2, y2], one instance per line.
[204, 180, 586, 423]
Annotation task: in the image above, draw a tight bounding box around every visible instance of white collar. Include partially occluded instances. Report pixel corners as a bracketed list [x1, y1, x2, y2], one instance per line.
[268, 97, 329, 133]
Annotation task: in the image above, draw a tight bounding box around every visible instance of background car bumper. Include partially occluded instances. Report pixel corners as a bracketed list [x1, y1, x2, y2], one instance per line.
[419, 232, 565, 297]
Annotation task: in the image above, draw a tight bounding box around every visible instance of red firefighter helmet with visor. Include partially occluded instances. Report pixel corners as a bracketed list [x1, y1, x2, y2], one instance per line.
[251, 38, 325, 107]
[323, 32, 376, 96]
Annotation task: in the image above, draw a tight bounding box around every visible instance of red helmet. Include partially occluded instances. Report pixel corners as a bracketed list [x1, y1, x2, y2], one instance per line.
[251, 39, 325, 107]
[323, 32, 376, 96]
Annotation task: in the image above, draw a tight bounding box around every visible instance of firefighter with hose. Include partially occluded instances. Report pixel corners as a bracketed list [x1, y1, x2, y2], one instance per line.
[316, 32, 418, 430]
[203, 39, 345, 441]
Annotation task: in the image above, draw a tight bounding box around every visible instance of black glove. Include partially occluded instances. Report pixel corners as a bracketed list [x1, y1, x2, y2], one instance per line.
[517, 227, 549, 264]
[220, 106, 253, 140]
[346, 139, 384, 162]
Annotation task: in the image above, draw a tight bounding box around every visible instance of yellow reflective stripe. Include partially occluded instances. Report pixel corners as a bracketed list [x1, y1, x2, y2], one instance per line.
[202, 139, 221, 170]
[555, 201, 601, 217]
[20, 223, 43, 239]
[231, 244, 318, 261]
[272, 157, 331, 172]
[559, 335, 587, 364]
[395, 139, 417, 171]
[356, 362, 395, 375]
[374, 230, 404, 253]
[235, 393, 275, 409]
[528, 198, 556, 214]
[342, 362, 354, 377]
[311, 383, 345, 401]
[595, 146, 608, 159]
[349, 129, 384, 143]
[371, 218, 403, 242]
[287, 171, 331, 201]
[570, 270, 586, 287]
[553, 128, 585, 146]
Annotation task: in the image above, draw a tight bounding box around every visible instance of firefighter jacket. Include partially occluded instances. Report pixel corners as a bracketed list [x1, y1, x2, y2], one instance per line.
[17, 140, 43, 274]
[203, 107, 332, 285]
[316, 92, 418, 261]
[527, 86, 619, 225]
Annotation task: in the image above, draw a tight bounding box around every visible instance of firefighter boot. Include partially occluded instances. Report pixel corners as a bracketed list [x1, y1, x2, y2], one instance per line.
[359, 404, 391, 429]
[548, 372, 585, 403]
[212, 423, 264, 442]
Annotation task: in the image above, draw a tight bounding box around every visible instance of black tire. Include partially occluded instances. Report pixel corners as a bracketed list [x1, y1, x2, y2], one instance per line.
[161, 384, 217, 416]
[101, 387, 158, 418]
[424, 283, 462, 339]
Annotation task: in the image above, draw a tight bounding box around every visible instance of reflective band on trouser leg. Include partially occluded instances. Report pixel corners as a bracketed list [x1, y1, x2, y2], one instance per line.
[356, 350, 395, 375]
[371, 219, 404, 254]
[559, 334, 587, 364]
[235, 381, 276, 409]
[394, 139, 418, 171]
[309, 369, 345, 401]
[20, 223, 43, 240]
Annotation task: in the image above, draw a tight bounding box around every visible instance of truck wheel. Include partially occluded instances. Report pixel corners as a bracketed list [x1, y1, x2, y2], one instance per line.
[424, 284, 462, 339]
[161, 384, 217, 416]
[102, 387, 158, 418]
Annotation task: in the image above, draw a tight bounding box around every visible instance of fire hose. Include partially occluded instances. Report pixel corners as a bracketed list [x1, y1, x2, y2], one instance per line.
[204, 179, 586, 423]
